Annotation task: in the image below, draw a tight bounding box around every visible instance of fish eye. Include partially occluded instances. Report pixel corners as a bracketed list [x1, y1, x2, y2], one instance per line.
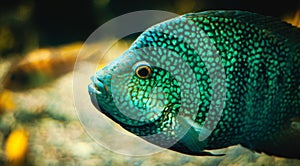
[136, 66, 151, 78]
[133, 61, 152, 79]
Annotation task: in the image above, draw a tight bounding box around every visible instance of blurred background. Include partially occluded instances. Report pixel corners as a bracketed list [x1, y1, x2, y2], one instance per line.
[0, 0, 300, 165]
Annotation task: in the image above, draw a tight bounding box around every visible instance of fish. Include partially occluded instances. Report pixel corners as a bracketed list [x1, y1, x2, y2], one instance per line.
[88, 10, 300, 159]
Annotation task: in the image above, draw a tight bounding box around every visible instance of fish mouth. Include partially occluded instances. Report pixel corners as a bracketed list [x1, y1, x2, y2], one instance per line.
[88, 75, 110, 111]
[88, 76, 109, 95]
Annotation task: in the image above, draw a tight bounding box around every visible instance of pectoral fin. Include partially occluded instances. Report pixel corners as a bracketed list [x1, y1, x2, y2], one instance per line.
[170, 116, 224, 156]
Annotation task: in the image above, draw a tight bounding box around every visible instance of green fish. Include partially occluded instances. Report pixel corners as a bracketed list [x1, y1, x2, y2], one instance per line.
[88, 10, 300, 159]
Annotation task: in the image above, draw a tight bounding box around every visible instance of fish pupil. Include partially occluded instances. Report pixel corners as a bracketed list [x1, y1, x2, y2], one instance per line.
[136, 66, 150, 78]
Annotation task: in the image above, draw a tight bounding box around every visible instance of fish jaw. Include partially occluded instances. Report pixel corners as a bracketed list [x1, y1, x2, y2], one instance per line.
[89, 76, 109, 96]
[88, 82, 102, 111]
[88, 70, 113, 112]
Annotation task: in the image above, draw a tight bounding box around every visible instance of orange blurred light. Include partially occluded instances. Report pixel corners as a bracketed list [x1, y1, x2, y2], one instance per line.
[0, 90, 15, 113]
[283, 10, 300, 28]
[5, 129, 29, 166]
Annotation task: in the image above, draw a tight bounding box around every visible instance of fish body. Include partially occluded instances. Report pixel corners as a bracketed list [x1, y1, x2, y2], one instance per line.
[88, 10, 300, 159]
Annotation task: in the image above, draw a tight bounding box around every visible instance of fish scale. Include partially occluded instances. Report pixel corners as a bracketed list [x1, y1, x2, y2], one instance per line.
[89, 10, 300, 159]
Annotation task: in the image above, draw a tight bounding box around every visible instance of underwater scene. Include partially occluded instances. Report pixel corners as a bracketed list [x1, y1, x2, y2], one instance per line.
[0, 0, 300, 165]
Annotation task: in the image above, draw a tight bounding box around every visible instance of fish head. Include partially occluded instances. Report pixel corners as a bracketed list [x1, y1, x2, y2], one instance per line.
[88, 17, 210, 149]
[88, 45, 184, 135]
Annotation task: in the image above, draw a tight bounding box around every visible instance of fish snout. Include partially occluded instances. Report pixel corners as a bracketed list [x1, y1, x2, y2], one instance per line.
[89, 75, 109, 96]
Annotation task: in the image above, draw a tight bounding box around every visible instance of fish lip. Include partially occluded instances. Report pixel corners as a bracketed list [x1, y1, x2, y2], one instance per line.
[88, 76, 112, 113]
[88, 83, 101, 110]
[89, 76, 109, 95]
[88, 83, 102, 95]
[88, 76, 108, 111]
